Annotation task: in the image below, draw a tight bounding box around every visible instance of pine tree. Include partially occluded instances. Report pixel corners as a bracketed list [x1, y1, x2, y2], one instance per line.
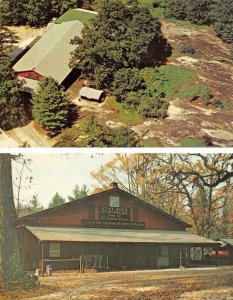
[0, 25, 25, 130]
[68, 184, 89, 201]
[32, 77, 69, 131]
[48, 192, 66, 208]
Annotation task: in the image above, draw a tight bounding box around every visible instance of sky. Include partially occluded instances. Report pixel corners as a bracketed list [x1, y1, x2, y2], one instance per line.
[11, 153, 116, 208]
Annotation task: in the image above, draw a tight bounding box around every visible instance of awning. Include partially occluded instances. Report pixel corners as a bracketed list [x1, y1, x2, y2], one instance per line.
[26, 226, 218, 245]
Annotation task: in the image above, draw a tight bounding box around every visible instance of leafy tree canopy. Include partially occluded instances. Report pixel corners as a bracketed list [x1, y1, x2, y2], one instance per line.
[162, 0, 233, 43]
[81, 116, 138, 147]
[70, 0, 171, 88]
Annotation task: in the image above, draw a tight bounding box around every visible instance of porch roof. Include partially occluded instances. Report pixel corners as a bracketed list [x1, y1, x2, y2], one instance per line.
[219, 239, 233, 247]
[26, 226, 217, 245]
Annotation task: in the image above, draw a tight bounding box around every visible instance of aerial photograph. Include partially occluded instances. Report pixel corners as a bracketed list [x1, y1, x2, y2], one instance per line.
[0, 0, 232, 147]
[0, 153, 233, 299]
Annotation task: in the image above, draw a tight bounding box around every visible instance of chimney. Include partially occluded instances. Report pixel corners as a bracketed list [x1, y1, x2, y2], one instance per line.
[110, 182, 118, 189]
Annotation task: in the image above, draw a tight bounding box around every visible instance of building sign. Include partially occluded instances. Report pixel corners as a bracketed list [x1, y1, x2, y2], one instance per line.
[99, 206, 130, 222]
[81, 219, 145, 229]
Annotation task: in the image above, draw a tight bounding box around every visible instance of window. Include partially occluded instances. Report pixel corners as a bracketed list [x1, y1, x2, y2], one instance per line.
[133, 208, 139, 222]
[160, 246, 169, 257]
[110, 196, 119, 207]
[190, 247, 202, 260]
[88, 205, 95, 219]
[49, 243, 60, 258]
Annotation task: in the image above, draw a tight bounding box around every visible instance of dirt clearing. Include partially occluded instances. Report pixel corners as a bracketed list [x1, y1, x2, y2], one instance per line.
[1, 267, 233, 300]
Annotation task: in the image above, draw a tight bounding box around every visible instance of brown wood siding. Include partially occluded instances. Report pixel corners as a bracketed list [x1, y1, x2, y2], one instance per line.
[18, 227, 42, 270]
[20, 190, 186, 231]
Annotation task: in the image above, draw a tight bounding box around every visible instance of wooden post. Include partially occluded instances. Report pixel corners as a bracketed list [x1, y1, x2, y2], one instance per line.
[186, 246, 190, 264]
[80, 255, 82, 273]
[41, 242, 45, 276]
[215, 245, 219, 267]
[106, 253, 109, 269]
[202, 247, 205, 264]
[120, 246, 124, 269]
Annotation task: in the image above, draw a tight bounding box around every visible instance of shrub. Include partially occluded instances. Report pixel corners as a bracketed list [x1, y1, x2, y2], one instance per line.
[230, 44, 233, 60]
[180, 41, 196, 55]
[201, 88, 212, 105]
[212, 98, 230, 110]
[138, 96, 168, 118]
[179, 86, 211, 102]
[107, 126, 138, 147]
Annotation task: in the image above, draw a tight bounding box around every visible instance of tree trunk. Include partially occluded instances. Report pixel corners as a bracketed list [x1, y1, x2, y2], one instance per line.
[0, 154, 25, 287]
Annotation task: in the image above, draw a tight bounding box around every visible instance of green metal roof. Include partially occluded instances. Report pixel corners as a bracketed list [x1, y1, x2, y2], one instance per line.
[26, 226, 217, 245]
[55, 8, 97, 25]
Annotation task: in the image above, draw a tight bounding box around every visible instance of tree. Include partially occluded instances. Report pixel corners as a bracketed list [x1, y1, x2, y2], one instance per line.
[111, 68, 145, 102]
[13, 155, 33, 218]
[92, 153, 233, 238]
[51, 0, 81, 17]
[111, 67, 169, 118]
[18, 195, 44, 217]
[70, 0, 170, 88]
[80, 117, 138, 147]
[24, 0, 51, 27]
[68, 184, 89, 201]
[48, 192, 66, 208]
[164, 0, 233, 43]
[0, 0, 27, 26]
[32, 77, 69, 131]
[138, 95, 168, 119]
[210, 0, 233, 43]
[0, 25, 26, 130]
[107, 126, 138, 147]
[0, 154, 35, 288]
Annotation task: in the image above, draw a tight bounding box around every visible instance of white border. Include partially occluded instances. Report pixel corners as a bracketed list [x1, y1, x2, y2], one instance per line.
[1, 147, 233, 154]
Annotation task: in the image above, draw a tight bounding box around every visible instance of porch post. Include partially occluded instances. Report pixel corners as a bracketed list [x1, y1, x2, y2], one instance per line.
[186, 246, 190, 264]
[120, 245, 124, 269]
[202, 247, 205, 264]
[215, 245, 219, 267]
[41, 242, 45, 276]
[106, 253, 109, 269]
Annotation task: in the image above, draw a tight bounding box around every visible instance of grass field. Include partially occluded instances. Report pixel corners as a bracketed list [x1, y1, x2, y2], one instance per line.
[104, 97, 144, 126]
[179, 137, 206, 147]
[55, 9, 96, 25]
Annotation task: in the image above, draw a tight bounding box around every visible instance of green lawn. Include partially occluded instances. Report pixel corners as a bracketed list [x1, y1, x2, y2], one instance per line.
[158, 65, 197, 99]
[179, 137, 206, 147]
[55, 9, 96, 25]
[139, 138, 161, 147]
[104, 97, 144, 126]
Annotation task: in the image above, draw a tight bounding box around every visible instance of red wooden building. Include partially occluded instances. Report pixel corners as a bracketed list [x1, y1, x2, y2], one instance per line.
[17, 183, 218, 272]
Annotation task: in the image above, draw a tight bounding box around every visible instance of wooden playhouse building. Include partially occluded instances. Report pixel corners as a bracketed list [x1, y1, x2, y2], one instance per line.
[17, 183, 219, 273]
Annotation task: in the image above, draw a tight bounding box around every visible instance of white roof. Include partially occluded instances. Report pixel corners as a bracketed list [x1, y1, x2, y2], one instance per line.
[79, 87, 104, 100]
[13, 20, 84, 84]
